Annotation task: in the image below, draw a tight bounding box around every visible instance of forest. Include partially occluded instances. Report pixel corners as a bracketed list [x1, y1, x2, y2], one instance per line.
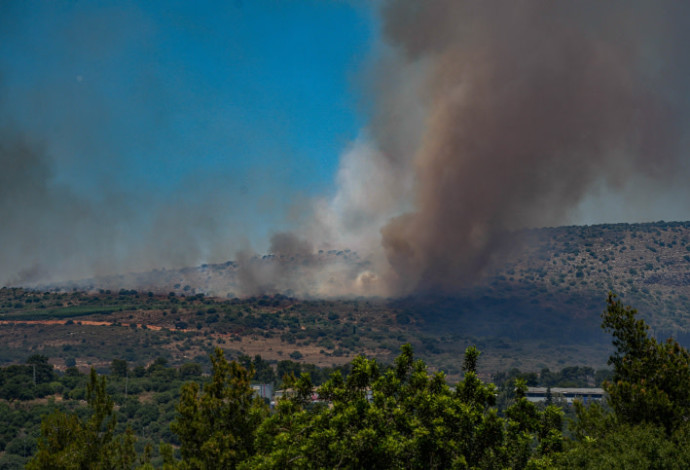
[0, 294, 688, 468]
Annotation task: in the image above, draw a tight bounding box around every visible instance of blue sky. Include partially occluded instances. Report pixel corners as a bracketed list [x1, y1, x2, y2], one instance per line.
[0, 0, 376, 225]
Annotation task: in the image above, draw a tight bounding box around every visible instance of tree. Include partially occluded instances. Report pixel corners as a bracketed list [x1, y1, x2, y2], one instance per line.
[147, 357, 169, 375]
[554, 294, 690, 468]
[276, 360, 301, 384]
[28, 369, 146, 470]
[27, 355, 54, 384]
[0, 454, 28, 470]
[238, 355, 276, 384]
[111, 359, 128, 378]
[601, 292, 690, 433]
[243, 344, 561, 469]
[171, 348, 269, 469]
[556, 418, 690, 469]
[179, 363, 203, 380]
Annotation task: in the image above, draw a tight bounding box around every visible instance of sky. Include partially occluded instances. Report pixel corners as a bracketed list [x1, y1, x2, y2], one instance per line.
[0, 0, 374, 233]
[1, 1, 690, 293]
[0, 1, 378, 283]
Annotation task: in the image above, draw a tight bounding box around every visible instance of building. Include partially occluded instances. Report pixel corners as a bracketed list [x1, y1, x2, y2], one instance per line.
[252, 383, 274, 400]
[526, 387, 605, 404]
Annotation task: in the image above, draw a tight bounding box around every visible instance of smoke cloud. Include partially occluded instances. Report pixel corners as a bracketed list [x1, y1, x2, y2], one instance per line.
[0, 130, 254, 286]
[338, 0, 690, 295]
[0, 3, 300, 288]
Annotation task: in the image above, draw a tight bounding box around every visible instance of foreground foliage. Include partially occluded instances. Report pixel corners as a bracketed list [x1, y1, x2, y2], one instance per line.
[240, 345, 561, 469]
[28, 370, 147, 469]
[171, 349, 268, 469]
[554, 293, 690, 468]
[26, 293, 690, 469]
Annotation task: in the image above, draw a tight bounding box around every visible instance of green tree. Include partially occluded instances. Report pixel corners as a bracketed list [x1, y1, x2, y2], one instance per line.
[171, 348, 269, 469]
[555, 420, 690, 469]
[27, 354, 54, 384]
[147, 357, 169, 376]
[238, 355, 276, 384]
[602, 292, 690, 433]
[554, 294, 690, 468]
[179, 363, 203, 380]
[276, 360, 301, 384]
[28, 369, 145, 470]
[0, 454, 28, 469]
[243, 344, 561, 469]
[111, 359, 129, 378]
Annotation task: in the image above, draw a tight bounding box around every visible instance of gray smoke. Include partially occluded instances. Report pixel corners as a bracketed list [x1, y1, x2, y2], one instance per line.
[236, 232, 314, 296]
[0, 130, 251, 286]
[235, 231, 375, 298]
[0, 3, 285, 288]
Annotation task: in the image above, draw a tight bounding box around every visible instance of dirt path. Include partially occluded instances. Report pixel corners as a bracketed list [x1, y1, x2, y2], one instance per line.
[0, 319, 163, 330]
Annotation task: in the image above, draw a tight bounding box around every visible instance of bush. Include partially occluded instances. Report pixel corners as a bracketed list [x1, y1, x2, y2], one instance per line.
[5, 435, 36, 457]
[0, 454, 27, 470]
[289, 351, 303, 360]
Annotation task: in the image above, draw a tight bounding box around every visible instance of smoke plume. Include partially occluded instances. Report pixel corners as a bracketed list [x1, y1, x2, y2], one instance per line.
[342, 0, 690, 294]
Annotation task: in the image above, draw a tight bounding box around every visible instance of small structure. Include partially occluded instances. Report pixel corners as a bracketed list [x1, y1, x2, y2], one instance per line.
[251, 383, 274, 400]
[526, 387, 605, 404]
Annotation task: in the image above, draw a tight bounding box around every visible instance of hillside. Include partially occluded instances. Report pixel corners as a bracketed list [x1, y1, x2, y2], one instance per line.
[3, 221, 690, 378]
[497, 221, 690, 329]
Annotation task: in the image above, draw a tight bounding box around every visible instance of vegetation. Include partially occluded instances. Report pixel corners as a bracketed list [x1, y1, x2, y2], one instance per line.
[6, 220, 690, 465]
[171, 349, 267, 469]
[8, 293, 690, 468]
[28, 369, 145, 469]
[4, 221, 690, 378]
[0, 284, 613, 379]
[554, 294, 690, 467]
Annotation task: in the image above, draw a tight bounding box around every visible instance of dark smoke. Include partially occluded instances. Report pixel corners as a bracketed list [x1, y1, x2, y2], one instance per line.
[372, 0, 690, 294]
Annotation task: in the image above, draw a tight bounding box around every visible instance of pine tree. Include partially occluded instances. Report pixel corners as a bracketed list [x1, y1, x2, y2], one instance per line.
[28, 369, 145, 470]
[171, 348, 269, 469]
